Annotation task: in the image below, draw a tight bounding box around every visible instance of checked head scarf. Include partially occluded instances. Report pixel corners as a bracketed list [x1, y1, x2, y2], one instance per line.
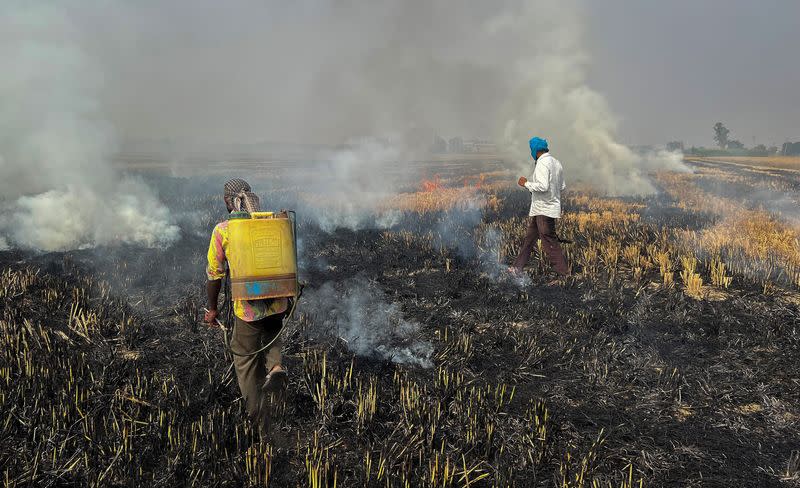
[223, 178, 260, 213]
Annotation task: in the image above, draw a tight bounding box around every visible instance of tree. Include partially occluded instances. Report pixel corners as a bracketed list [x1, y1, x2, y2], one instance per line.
[727, 140, 744, 150]
[783, 142, 800, 156]
[713, 122, 730, 149]
[666, 141, 684, 152]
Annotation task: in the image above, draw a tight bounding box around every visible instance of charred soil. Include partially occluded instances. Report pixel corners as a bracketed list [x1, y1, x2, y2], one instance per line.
[1, 163, 799, 487]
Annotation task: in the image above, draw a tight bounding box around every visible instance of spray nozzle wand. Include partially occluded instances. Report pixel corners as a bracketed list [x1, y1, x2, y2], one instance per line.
[202, 307, 228, 331]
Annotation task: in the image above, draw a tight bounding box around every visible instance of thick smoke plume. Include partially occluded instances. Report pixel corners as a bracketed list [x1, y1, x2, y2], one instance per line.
[74, 1, 681, 207]
[494, 2, 687, 194]
[1, 0, 689, 249]
[302, 277, 434, 368]
[0, 3, 178, 251]
[301, 138, 408, 232]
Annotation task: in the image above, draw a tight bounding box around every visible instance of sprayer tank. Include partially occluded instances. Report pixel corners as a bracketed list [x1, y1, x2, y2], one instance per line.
[226, 211, 298, 300]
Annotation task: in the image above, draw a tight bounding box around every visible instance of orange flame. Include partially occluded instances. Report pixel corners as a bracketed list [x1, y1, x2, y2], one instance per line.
[421, 175, 443, 192]
[463, 173, 487, 189]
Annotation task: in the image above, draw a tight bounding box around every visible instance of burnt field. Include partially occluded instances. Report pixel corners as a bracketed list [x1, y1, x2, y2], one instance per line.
[1, 160, 799, 487]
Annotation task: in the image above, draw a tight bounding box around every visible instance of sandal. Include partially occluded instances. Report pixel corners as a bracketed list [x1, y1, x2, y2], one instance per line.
[262, 366, 288, 393]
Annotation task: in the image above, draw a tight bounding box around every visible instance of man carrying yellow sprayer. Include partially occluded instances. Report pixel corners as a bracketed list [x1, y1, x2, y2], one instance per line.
[511, 137, 570, 282]
[204, 178, 298, 430]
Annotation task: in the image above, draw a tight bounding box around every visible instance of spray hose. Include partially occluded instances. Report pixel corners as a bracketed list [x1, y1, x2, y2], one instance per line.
[205, 294, 300, 358]
[203, 209, 302, 359]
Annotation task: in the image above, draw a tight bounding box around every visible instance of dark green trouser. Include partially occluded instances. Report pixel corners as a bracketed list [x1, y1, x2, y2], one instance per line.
[230, 314, 284, 421]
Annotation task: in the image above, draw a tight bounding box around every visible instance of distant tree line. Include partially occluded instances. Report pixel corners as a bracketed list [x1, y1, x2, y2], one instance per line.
[429, 135, 496, 154]
[672, 122, 798, 157]
[781, 142, 800, 156]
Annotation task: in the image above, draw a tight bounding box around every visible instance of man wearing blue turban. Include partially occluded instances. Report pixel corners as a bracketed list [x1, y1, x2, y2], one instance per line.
[511, 137, 569, 280]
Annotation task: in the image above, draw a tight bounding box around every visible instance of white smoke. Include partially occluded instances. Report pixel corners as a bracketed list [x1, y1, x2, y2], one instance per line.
[493, 1, 687, 194]
[477, 226, 533, 287]
[0, 0, 692, 247]
[10, 181, 179, 251]
[0, 3, 178, 251]
[58, 0, 684, 208]
[284, 0, 688, 204]
[303, 277, 434, 368]
[300, 137, 414, 231]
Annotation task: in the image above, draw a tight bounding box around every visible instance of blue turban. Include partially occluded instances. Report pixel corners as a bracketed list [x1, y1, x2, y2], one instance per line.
[529, 137, 548, 158]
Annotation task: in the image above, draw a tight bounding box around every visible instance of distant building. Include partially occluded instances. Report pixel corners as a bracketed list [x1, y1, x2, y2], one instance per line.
[448, 137, 464, 153]
[430, 135, 447, 154]
[405, 127, 435, 151]
[463, 139, 497, 153]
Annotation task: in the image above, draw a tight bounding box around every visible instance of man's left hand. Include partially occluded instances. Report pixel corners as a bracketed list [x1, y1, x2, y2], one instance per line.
[518, 176, 528, 187]
[204, 308, 219, 326]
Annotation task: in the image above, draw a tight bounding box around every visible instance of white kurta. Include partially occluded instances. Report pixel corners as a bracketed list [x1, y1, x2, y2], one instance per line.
[523, 152, 565, 219]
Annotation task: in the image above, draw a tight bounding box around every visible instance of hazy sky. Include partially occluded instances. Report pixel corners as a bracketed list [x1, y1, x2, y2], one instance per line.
[38, 1, 800, 148]
[585, 0, 800, 147]
[7, 0, 795, 250]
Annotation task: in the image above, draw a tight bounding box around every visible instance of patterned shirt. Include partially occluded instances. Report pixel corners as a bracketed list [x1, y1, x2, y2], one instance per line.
[206, 220, 289, 322]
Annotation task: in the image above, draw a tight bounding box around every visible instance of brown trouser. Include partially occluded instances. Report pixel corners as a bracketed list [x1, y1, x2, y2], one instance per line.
[231, 314, 284, 422]
[513, 216, 569, 276]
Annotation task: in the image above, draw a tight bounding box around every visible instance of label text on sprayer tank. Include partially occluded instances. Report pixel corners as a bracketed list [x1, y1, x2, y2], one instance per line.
[251, 228, 283, 269]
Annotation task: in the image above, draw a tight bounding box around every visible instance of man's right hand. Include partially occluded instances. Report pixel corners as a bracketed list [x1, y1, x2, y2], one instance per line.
[518, 176, 528, 187]
[204, 308, 219, 326]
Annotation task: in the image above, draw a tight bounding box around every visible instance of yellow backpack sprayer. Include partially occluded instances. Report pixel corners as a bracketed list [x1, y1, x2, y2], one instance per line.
[227, 210, 299, 302]
[207, 209, 302, 358]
